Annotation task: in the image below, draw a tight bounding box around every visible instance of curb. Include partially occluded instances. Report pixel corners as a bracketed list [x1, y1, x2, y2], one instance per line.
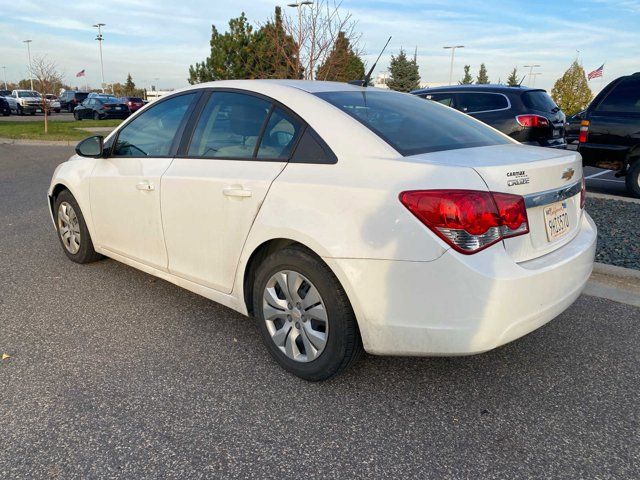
[587, 191, 640, 205]
[0, 137, 76, 146]
[593, 262, 640, 281]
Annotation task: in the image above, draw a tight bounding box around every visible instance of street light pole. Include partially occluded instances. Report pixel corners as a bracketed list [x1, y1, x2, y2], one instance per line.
[93, 23, 106, 93]
[443, 45, 464, 85]
[2, 66, 7, 90]
[287, 1, 313, 79]
[23, 40, 33, 90]
[529, 72, 542, 87]
[523, 64, 540, 86]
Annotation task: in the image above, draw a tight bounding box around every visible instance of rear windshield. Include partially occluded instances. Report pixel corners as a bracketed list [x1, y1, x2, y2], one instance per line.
[521, 90, 558, 112]
[316, 90, 510, 155]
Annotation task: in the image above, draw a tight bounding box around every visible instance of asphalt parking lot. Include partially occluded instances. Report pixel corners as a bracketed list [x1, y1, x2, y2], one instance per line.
[1, 144, 639, 478]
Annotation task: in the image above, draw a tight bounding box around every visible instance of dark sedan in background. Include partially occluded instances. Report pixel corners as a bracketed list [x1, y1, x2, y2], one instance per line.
[73, 96, 130, 120]
[411, 84, 567, 149]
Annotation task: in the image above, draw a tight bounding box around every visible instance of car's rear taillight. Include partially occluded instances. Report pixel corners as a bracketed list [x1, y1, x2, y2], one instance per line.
[578, 120, 589, 143]
[516, 114, 550, 128]
[580, 177, 586, 209]
[399, 190, 529, 254]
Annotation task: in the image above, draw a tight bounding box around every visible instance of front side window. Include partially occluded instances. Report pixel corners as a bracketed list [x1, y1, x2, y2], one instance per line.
[316, 90, 510, 156]
[188, 92, 271, 158]
[113, 92, 196, 157]
[596, 78, 640, 113]
[456, 92, 509, 113]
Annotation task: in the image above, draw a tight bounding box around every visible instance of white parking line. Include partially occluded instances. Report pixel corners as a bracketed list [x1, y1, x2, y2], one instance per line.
[588, 178, 625, 183]
[585, 170, 612, 179]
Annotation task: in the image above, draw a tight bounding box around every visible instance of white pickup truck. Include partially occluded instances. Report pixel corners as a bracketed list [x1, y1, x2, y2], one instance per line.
[11, 90, 43, 115]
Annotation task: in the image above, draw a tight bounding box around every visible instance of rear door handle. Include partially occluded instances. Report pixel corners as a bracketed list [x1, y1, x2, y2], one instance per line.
[136, 181, 154, 191]
[223, 187, 252, 198]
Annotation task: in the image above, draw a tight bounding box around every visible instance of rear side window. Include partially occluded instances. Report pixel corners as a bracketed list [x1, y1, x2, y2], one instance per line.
[188, 92, 271, 158]
[521, 91, 558, 112]
[456, 92, 509, 113]
[424, 93, 455, 107]
[257, 107, 303, 159]
[113, 92, 196, 157]
[595, 78, 640, 113]
[316, 90, 510, 156]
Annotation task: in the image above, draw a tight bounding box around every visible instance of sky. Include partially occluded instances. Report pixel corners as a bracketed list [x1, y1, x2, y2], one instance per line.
[1, 0, 639, 94]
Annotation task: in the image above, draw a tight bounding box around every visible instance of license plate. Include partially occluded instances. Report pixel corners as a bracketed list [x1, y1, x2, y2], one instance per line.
[543, 201, 570, 241]
[553, 129, 561, 137]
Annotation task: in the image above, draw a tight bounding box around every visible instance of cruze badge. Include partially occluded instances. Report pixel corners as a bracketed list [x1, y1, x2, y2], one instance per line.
[507, 170, 530, 187]
[561, 168, 575, 181]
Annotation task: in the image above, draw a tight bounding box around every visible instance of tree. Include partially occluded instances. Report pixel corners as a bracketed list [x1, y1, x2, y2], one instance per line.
[386, 48, 420, 92]
[476, 63, 489, 84]
[254, 6, 300, 79]
[459, 65, 473, 84]
[551, 60, 593, 116]
[315, 31, 364, 82]
[124, 73, 136, 95]
[506, 67, 519, 86]
[30, 56, 63, 133]
[258, 0, 360, 80]
[188, 12, 259, 83]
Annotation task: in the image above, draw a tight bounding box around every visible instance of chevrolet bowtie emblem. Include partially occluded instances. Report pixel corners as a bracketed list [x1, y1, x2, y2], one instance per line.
[561, 168, 575, 181]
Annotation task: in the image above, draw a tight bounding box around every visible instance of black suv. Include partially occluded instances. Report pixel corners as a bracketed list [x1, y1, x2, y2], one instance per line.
[59, 91, 89, 112]
[411, 85, 566, 148]
[576, 72, 640, 197]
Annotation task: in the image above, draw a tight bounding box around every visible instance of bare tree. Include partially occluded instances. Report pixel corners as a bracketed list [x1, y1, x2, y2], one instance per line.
[269, 0, 361, 80]
[31, 56, 63, 133]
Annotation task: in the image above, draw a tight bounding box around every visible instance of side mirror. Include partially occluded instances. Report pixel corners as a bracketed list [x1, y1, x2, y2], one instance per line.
[75, 135, 104, 158]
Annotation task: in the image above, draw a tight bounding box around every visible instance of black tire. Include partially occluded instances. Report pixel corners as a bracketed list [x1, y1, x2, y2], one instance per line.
[30, 111, 35, 116]
[93, 111, 100, 120]
[55, 109, 60, 113]
[53, 190, 103, 264]
[252, 245, 363, 381]
[625, 159, 640, 198]
[74, 112, 81, 121]
[17, 105, 24, 115]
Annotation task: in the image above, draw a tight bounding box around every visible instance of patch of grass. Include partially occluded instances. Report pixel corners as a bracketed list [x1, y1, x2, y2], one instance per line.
[0, 119, 123, 141]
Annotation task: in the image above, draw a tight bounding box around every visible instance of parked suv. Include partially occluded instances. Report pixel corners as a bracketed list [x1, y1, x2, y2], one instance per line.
[576, 72, 640, 197]
[0, 96, 10, 116]
[412, 85, 567, 149]
[59, 91, 89, 112]
[0, 90, 18, 113]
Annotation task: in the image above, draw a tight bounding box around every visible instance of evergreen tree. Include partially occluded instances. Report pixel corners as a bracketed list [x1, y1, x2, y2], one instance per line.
[254, 7, 300, 79]
[124, 73, 136, 95]
[386, 48, 420, 92]
[551, 60, 593, 116]
[506, 67, 519, 86]
[188, 13, 258, 83]
[476, 63, 489, 84]
[459, 65, 473, 84]
[315, 31, 365, 82]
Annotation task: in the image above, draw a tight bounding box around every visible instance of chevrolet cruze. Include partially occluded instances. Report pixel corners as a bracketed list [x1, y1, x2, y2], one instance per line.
[48, 80, 597, 380]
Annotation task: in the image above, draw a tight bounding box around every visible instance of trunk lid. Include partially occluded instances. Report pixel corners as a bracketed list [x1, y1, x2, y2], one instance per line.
[409, 143, 584, 262]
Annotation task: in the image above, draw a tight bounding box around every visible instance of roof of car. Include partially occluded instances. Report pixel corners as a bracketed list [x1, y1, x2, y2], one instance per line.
[191, 79, 370, 94]
[411, 84, 546, 95]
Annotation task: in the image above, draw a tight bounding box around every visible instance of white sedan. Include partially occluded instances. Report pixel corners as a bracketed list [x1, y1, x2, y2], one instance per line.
[48, 80, 596, 380]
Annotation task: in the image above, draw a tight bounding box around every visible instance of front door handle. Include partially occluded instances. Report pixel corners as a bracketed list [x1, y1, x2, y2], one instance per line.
[136, 181, 154, 191]
[223, 187, 252, 198]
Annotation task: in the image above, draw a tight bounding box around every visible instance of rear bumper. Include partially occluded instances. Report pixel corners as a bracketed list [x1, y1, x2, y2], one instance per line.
[103, 111, 129, 119]
[330, 212, 597, 356]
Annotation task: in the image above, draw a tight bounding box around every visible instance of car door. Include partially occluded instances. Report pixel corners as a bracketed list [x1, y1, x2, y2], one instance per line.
[161, 90, 304, 293]
[582, 76, 640, 167]
[90, 91, 199, 270]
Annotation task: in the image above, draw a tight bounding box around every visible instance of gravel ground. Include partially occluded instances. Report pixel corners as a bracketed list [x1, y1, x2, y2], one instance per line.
[586, 197, 640, 270]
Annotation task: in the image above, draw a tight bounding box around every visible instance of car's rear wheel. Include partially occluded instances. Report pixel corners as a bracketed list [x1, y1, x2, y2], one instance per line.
[54, 190, 103, 264]
[626, 159, 640, 198]
[252, 246, 362, 381]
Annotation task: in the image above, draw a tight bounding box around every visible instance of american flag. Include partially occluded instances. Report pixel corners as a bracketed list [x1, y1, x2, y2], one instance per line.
[588, 64, 604, 80]
[76, 69, 86, 78]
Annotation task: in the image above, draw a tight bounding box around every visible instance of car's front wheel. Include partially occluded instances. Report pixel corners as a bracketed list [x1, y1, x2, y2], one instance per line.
[625, 159, 640, 198]
[93, 111, 101, 120]
[252, 246, 363, 381]
[54, 190, 103, 264]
